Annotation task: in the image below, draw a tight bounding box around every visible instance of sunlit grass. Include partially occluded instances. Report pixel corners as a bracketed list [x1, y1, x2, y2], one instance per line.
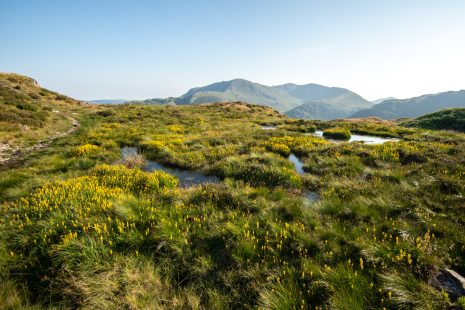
[0, 102, 464, 308]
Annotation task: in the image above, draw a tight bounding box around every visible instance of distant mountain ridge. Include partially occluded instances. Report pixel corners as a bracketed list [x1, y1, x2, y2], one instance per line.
[175, 79, 302, 112]
[136, 79, 373, 120]
[88, 99, 128, 104]
[352, 90, 465, 119]
[371, 97, 396, 104]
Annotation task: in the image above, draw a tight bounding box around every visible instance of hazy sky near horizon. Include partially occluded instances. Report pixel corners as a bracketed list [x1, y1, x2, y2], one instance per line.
[1, 0, 465, 101]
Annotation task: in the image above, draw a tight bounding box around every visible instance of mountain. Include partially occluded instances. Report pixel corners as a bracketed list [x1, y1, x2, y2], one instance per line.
[402, 108, 465, 132]
[371, 97, 396, 104]
[174, 79, 301, 112]
[88, 99, 128, 104]
[274, 83, 366, 106]
[352, 90, 465, 119]
[285, 101, 361, 120]
[140, 79, 372, 119]
[283, 84, 373, 120]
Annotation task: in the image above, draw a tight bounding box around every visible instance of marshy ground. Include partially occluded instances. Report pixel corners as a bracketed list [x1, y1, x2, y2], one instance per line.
[1, 100, 464, 309]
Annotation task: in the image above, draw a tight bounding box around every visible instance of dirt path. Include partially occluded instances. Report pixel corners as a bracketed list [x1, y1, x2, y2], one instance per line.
[0, 116, 80, 170]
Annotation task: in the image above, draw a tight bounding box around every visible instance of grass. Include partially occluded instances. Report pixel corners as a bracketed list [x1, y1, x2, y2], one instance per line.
[0, 86, 464, 308]
[323, 128, 351, 140]
[0, 73, 83, 150]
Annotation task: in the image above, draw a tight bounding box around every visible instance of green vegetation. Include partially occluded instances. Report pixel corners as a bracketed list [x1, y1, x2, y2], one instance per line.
[323, 128, 351, 140]
[1, 76, 465, 308]
[458, 296, 465, 310]
[0, 73, 86, 168]
[403, 108, 465, 132]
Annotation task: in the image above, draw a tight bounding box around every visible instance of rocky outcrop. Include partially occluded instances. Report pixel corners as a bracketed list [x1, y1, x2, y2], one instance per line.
[429, 268, 465, 301]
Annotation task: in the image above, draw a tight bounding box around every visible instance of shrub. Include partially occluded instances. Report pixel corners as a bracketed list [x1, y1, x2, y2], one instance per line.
[323, 128, 351, 140]
[265, 143, 291, 157]
[15, 102, 37, 112]
[458, 296, 465, 310]
[72, 144, 100, 157]
[141, 140, 169, 156]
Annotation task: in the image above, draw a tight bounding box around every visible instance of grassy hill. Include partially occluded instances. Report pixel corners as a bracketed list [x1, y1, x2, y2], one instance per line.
[403, 108, 465, 132]
[352, 90, 465, 119]
[0, 76, 465, 309]
[0, 73, 84, 161]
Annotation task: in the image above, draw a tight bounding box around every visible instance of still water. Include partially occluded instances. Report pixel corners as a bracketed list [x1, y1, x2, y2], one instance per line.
[311, 131, 399, 144]
[121, 147, 219, 187]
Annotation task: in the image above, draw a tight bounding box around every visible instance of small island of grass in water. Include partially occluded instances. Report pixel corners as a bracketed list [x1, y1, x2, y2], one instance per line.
[322, 128, 351, 140]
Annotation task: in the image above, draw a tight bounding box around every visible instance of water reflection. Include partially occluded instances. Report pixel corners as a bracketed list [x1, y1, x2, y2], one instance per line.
[310, 131, 398, 144]
[288, 153, 320, 203]
[121, 146, 219, 187]
[145, 161, 219, 187]
[304, 191, 319, 203]
[288, 153, 304, 174]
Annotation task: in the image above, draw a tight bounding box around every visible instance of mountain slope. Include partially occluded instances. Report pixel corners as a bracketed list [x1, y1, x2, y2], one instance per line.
[282, 84, 373, 120]
[141, 79, 371, 118]
[402, 108, 465, 132]
[285, 101, 358, 120]
[0, 73, 83, 166]
[174, 79, 301, 112]
[274, 83, 367, 107]
[352, 90, 465, 119]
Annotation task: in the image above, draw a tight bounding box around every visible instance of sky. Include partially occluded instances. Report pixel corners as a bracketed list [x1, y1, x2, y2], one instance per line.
[1, 0, 465, 101]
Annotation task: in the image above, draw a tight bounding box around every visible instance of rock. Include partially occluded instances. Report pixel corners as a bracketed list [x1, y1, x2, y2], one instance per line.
[0, 143, 10, 152]
[429, 268, 465, 301]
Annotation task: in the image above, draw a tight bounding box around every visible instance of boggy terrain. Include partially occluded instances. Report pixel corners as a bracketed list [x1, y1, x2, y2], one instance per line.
[1, 82, 465, 308]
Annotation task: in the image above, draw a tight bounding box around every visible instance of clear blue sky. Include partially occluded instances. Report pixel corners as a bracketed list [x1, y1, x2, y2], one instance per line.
[1, 0, 465, 101]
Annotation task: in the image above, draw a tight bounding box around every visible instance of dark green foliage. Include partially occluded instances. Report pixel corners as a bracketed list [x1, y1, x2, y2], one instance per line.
[404, 108, 465, 132]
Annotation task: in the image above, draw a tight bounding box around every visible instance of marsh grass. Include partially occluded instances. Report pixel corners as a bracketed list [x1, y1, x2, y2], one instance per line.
[0, 101, 464, 308]
[323, 128, 351, 140]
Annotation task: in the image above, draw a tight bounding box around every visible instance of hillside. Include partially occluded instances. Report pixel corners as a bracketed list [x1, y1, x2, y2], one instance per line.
[279, 83, 373, 120]
[352, 90, 465, 119]
[275, 83, 370, 109]
[284, 92, 373, 120]
[137, 79, 372, 118]
[403, 108, 465, 132]
[174, 79, 301, 112]
[0, 73, 84, 167]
